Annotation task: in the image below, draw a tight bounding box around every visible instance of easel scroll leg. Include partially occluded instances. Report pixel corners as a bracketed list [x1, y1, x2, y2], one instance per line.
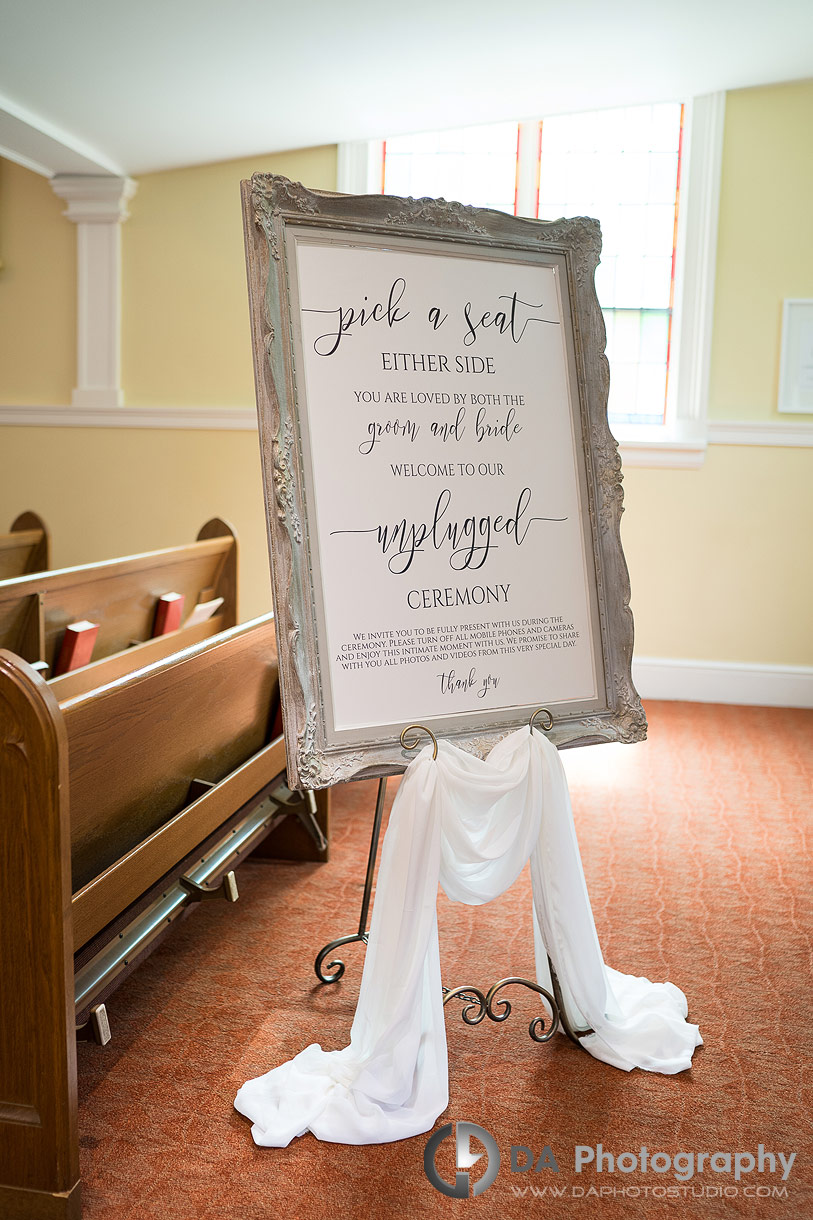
[314, 777, 387, 983]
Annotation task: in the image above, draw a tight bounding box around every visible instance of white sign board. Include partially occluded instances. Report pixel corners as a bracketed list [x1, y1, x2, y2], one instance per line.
[243, 178, 645, 788]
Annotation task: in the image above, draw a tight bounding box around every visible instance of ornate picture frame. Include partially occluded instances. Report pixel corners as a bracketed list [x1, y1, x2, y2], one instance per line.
[242, 174, 645, 789]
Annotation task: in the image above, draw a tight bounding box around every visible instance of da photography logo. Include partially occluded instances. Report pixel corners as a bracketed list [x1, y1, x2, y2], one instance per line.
[425, 1122, 500, 1197]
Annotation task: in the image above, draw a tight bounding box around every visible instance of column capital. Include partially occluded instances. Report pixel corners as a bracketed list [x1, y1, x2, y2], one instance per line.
[50, 174, 137, 223]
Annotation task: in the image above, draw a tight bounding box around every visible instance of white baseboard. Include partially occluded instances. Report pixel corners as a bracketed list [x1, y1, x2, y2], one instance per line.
[633, 657, 813, 709]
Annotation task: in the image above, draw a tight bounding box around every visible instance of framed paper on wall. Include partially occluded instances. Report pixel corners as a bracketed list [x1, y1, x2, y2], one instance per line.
[777, 298, 813, 414]
[241, 175, 646, 789]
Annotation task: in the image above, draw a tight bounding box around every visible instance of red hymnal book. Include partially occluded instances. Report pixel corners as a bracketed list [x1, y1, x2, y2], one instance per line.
[152, 592, 185, 636]
[54, 620, 99, 675]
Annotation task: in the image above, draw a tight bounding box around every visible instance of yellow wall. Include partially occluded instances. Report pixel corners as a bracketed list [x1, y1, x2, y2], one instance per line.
[0, 89, 811, 667]
[623, 447, 812, 664]
[708, 78, 813, 421]
[0, 148, 336, 620]
[123, 146, 337, 406]
[626, 80, 813, 666]
[0, 158, 75, 403]
[0, 425, 274, 620]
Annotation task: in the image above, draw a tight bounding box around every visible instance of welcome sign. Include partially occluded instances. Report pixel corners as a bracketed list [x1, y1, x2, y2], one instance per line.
[243, 177, 645, 789]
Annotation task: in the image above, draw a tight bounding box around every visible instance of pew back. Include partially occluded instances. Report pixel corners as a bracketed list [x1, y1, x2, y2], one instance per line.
[0, 512, 50, 579]
[48, 613, 228, 701]
[0, 518, 237, 671]
[65, 615, 279, 896]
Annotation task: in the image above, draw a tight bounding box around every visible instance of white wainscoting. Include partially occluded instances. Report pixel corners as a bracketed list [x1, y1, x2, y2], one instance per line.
[3, 407, 812, 454]
[633, 657, 813, 709]
[706, 420, 813, 447]
[0, 404, 257, 429]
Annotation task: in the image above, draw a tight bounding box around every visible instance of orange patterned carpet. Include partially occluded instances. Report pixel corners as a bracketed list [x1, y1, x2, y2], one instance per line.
[76, 702, 812, 1220]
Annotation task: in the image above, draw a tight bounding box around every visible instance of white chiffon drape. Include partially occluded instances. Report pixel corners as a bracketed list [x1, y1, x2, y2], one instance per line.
[235, 727, 702, 1147]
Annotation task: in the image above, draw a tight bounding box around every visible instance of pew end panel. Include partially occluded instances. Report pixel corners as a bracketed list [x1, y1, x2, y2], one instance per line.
[0, 651, 81, 1218]
[0, 591, 45, 667]
[0, 512, 51, 580]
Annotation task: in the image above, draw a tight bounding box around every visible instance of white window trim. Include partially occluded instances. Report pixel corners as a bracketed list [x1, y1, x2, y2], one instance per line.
[602, 93, 727, 469]
[338, 95, 726, 470]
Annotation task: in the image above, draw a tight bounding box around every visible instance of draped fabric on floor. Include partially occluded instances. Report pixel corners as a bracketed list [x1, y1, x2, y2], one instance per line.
[235, 727, 702, 1147]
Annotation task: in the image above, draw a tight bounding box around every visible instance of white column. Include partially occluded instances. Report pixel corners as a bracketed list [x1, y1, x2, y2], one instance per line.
[337, 140, 384, 195]
[514, 122, 541, 219]
[51, 174, 137, 409]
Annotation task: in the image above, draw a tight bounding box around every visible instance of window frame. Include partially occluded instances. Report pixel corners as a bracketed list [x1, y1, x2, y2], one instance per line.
[337, 93, 725, 470]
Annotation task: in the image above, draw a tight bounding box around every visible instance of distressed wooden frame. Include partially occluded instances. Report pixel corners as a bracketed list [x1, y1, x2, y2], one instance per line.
[242, 174, 646, 790]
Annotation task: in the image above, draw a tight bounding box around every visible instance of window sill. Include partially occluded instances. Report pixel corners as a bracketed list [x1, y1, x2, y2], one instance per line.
[610, 417, 813, 468]
[611, 421, 707, 470]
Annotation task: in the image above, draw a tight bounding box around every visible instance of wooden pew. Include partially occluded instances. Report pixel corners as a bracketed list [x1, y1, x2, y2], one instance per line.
[0, 614, 329, 1219]
[0, 517, 237, 683]
[0, 511, 50, 579]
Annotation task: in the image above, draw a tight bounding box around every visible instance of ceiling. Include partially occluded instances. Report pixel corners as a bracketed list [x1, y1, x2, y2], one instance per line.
[1, 0, 812, 178]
